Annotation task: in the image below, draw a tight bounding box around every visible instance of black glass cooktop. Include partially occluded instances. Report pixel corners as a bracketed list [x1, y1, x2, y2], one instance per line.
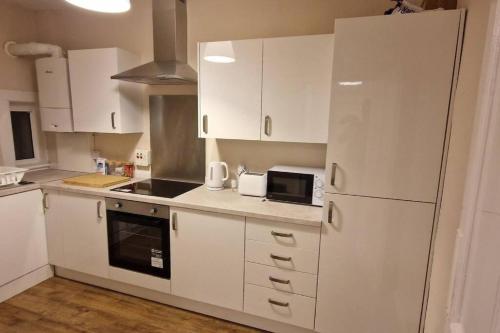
[111, 179, 202, 198]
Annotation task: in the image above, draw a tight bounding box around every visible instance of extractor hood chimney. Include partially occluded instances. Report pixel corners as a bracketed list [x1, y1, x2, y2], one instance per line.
[111, 0, 197, 85]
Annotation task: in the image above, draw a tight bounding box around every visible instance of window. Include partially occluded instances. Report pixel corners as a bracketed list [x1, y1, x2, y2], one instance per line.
[10, 111, 35, 160]
[8, 103, 45, 166]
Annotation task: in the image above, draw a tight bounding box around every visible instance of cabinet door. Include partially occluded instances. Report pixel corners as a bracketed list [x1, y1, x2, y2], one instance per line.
[46, 191, 108, 278]
[69, 48, 120, 133]
[0, 190, 48, 286]
[170, 208, 245, 310]
[44, 191, 65, 266]
[198, 40, 263, 140]
[35, 57, 71, 109]
[325, 11, 463, 202]
[261, 34, 334, 143]
[315, 193, 435, 333]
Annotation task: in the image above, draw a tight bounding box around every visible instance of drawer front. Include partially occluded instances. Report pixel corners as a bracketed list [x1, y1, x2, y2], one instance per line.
[244, 283, 316, 329]
[246, 240, 319, 274]
[245, 262, 317, 297]
[246, 218, 320, 251]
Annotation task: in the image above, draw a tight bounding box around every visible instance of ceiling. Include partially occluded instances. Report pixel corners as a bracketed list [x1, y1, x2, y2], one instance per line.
[5, 0, 72, 11]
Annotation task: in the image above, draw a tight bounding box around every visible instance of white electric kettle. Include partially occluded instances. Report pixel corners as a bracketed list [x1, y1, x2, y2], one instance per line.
[206, 161, 229, 190]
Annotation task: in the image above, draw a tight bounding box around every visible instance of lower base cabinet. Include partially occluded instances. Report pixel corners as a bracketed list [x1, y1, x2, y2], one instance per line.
[315, 193, 435, 333]
[44, 190, 108, 278]
[0, 190, 48, 286]
[170, 207, 245, 311]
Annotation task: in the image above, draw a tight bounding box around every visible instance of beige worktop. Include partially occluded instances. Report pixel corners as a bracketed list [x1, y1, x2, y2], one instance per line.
[0, 169, 85, 198]
[42, 179, 323, 227]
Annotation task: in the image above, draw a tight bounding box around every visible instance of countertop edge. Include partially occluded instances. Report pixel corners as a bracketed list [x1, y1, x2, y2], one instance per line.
[40, 182, 323, 227]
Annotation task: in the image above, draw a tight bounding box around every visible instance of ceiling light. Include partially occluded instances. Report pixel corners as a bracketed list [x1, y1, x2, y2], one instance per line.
[65, 0, 131, 13]
[204, 41, 235, 63]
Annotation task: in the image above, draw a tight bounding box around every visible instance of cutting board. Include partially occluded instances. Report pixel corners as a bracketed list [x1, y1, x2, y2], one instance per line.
[63, 173, 130, 188]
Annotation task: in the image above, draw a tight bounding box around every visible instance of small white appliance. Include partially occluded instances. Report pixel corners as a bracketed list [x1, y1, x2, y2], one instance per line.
[266, 165, 325, 206]
[205, 161, 229, 190]
[238, 172, 267, 197]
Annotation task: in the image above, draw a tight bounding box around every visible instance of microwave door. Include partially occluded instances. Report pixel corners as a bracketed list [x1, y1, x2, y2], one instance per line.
[267, 171, 314, 205]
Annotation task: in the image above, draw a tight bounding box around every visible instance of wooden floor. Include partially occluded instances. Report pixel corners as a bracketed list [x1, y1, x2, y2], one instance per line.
[0, 277, 263, 333]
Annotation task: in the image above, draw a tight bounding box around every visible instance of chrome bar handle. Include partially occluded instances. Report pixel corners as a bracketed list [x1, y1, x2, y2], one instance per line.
[328, 201, 334, 224]
[330, 162, 338, 186]
[268, 299, 289, 307]
[270, 254, 292, 262]
[172, 212, 178, 231]
[264, 115, 271, 136]
[202, 115, 208, 134]
[97, 201, 103, 220]
[111, 112, 116, 129]
[271, 231, 293, 238]
[42, 193, 49, 210]
[269, 276, 290, 284]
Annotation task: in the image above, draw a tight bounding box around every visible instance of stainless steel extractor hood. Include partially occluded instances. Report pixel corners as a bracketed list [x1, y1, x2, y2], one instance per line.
[111, 0, 197, 85]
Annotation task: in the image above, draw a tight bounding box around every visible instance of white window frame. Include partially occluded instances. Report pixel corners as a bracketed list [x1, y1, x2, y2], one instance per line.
[0, 90, 47, 168]
[9, 102, 43, 166]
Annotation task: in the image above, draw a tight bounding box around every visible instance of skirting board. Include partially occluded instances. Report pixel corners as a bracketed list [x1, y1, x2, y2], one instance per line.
[55, 267, 314, 333]
[0, 265, 53, 303]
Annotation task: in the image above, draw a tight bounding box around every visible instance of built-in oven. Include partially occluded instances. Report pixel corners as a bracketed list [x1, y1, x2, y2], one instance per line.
[106, 198, 170, 279]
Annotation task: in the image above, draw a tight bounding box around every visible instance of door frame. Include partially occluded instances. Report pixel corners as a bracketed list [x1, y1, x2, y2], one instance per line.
[447, 1, 500, 332]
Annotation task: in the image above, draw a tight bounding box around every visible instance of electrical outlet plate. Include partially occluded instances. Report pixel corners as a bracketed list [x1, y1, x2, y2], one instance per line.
[134, 149, 151, 167]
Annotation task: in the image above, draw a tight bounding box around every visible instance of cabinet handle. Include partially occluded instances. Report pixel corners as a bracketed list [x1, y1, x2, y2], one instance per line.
[268, 299, 289, 307]
[202, 115, 208, 134]
[269, 276, 290, 284]
[271, 231, 293, 238]
[97, 201, 103, 219]
[111, 112, 116, 129]
[264, 115, 272, 136]
[270, 254, 292, 262]
[330, 163, 337, 186]
[172, 212, 177, 231]
[42, 193, 49, 210]
[327, 201, 334, 224]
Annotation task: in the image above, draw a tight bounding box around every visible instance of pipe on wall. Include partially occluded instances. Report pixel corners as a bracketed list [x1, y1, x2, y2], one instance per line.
[3, 41, 64, 58]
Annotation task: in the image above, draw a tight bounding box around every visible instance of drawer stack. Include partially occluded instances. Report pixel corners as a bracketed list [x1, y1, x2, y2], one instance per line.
[244, 218, 321, 329]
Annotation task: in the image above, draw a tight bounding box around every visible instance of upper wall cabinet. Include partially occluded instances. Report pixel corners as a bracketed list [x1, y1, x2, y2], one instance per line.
[68, 48, 143, 134]
[262, 34, 334, 143]
[198, 39, 263, 140]
[198, 34, 334, 143]
[36, 57, 74, 132]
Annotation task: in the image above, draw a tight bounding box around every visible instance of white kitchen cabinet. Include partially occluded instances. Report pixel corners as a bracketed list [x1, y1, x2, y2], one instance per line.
[170, 208, 245, 310]
[35, 57, 74, 132]
[44, 191, 108, 278]
[198, 39, 263, 140]
[315, 193, 435, 333]
[324, 10, 463, 202]
[0, 190, 48, 286]
[69, 48, 143, 133]
[261, 34, 334, 143]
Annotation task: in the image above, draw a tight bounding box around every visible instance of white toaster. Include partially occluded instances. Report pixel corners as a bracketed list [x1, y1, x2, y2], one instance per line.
[238, 172, 267, 197]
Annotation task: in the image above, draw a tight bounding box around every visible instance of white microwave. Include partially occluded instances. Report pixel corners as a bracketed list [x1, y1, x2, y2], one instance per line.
[266, 165, 325, 207]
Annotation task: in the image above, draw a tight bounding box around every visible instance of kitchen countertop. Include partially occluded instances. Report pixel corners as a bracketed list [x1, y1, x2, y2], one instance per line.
[0, 169, 85, 198]
[42, 179, 323, 227]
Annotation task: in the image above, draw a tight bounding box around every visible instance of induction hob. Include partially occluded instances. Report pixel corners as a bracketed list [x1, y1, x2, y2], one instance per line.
[111, 179, 201, 198]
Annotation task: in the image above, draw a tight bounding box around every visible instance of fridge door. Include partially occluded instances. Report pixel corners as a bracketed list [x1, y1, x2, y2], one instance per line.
[316, 192, 435, 333]
[325, 10, 463, 203]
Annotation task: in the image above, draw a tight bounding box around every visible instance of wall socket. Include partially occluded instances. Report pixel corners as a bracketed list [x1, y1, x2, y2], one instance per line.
[134, 149, 151, 167]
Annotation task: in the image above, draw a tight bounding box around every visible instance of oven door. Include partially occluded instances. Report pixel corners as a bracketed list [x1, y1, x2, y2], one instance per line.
[107, 210, 170, 279]
[266, 171, 314, 205]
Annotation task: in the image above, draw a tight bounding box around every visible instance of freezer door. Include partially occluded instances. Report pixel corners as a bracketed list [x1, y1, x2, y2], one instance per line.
[316, 193, 435, 333]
